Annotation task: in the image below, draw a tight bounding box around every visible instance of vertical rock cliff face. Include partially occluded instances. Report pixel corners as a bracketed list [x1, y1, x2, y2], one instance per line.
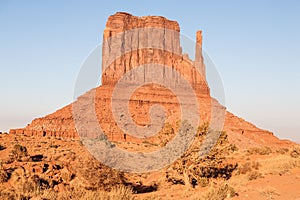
[10, 12, 275, 146]
[195, 30, 205, 81]
[101, 12, 208, 94]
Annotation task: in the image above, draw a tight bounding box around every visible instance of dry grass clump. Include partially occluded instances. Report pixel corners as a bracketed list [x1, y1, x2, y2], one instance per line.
[107, 185, 135, 200]
[238, 162, 252, 174]
[157, 122, 176, 147]
[238, 161, 261, 175]
[276, 148, 289, 154]
[201, 183, 237, 200]
[290, 147, 300, 158]
[247, 171, 263, 181]
[58, 185, 134, 200]
[0, 161, 9, 183]
[0, 170, 9, 183]
[260, 186, 280, 199]
[198, 177, 209, 187]
[256, 154, 300, 176]
[0, 189, 17, 200]
[0, 184, 134, 200]
[236, 161, 263, 181]
[247, 146, 272, 155]
[197, 122, 209, 137]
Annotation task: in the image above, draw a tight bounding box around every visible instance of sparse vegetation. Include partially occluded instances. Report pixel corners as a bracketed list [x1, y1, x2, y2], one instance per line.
[1, 124, 300, 199]
[248, 171, 263, 180]
[197, 122, 209, 137]
[260, 186, 280, 199]
[253, 154, 300, 176]
[239, 162, 252, 175]
[201, 183, 237, 200]
[290, 148, 300, 158]
[50, 144, 59, 148]
[197, 177, 209, 187]
[276, 148, 289, 154]
[10, 144, 28, 161]
[0, 168, 9, 183]
[0, 184, 135, 200]
[247, 146, 272, 155]
[47, 185, 134, 200]
[227, 144, 239, 152]
[238, 161, 261, 175]
[166, 125, 238, 188]
[157, 122, 176, 146]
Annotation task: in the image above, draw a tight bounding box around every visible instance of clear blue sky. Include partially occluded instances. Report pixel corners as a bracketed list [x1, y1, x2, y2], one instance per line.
[0, 0, 299, 142]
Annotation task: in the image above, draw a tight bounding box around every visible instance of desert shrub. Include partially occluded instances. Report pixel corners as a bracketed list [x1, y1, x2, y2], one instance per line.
[248, 171, 263, 180]
[276, 148, 289, 154]
[239, 162, 252, 174]
[156, 123, 176, 146]
[290, 148, 300, 158]
[202, 184, 237, 200]
[197, 122, 209, 137]
[199, 164, 237, 179]
[228, 144, 239, 152]
[251, 161, 261, 170]
[10, 144, 28, 161]
[49, 144, 59, 148]
[0, 169, 9, 183]
[0, 190, 17, 200]
[217, 131, 229, 146]
[161, 123, 174, 136]
[169, 163, 238, 186]
[247, 146, 272, 155]
[198, 177, 209, 187]
[238, 161, 261, 175]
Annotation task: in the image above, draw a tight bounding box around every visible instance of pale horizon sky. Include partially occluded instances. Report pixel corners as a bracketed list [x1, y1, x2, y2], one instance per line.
[0, 1, 299, 142]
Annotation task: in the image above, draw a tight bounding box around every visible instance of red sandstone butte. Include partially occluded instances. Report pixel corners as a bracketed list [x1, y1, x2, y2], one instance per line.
[9, 12, 291, 148]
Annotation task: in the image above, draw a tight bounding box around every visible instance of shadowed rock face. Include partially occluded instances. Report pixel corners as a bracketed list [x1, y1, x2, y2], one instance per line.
[10, 12, 283, 148]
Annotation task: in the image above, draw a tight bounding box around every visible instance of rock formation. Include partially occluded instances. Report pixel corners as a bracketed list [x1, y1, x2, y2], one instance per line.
[10, 12, 288, 148]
